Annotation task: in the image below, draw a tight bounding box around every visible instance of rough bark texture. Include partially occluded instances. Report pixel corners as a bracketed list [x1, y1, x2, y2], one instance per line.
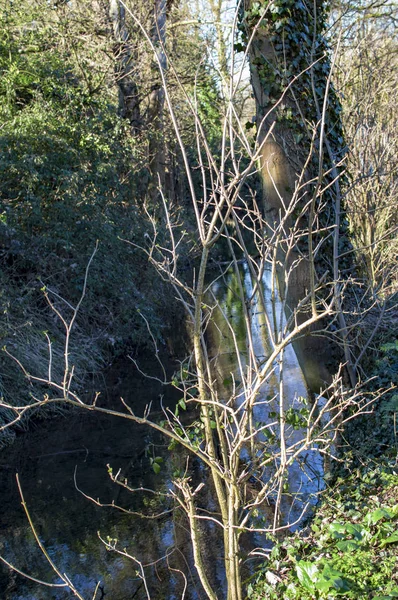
[109, 0, 141, 134]
[244, 0, 337, 388]
[147, 0, 168, 192]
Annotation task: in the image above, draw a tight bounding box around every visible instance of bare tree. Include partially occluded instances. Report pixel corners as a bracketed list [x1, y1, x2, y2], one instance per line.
[0, 2, 380, 599]
[336, 25, 398, 298]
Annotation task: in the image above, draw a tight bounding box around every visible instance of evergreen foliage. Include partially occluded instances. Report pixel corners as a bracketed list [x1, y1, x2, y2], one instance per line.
[0, 0, 183, 437]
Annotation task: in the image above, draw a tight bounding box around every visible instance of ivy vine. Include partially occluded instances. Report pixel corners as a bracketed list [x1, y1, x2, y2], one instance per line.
[239, 0, 352, 269]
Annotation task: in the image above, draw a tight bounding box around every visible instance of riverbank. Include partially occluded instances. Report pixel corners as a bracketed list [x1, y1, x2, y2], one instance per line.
[248, 385, 398, 599]
[0, 223, 191, 449]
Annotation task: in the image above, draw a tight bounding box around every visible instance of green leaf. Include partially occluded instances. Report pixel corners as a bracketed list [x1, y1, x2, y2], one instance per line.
[178, 399, 186, 411]
[345, 523, 365, 540]
[329, 522, 347, 539]
[368, 507, 394, 525]
[316, 567, 351, 594]
[380, 531, 398, 547]
[296, 561, 318, 592]
[336, 540, 361, 551]
[152, 462, 161, 475]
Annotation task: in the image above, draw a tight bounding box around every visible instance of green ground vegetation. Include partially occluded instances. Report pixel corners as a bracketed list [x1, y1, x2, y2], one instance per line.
[0, 0, 196, 444]
[248, 457, 398, 598]
[249, 342, 398, 599]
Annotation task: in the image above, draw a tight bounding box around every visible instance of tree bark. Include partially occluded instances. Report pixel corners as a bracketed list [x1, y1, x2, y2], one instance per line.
[244, 0, 336, 389]
[148, 0, 168, 193]
[109, 0, 141, 134]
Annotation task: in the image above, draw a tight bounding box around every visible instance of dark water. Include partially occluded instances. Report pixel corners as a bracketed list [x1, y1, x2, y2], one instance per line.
[0, 266, 327, 599]
[0, 356, 212, 600]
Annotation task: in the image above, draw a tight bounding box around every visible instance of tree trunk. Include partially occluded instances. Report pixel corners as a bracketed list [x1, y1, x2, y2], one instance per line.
[148, 0, 168, 194]
[244, 0, 339, 388]
[109, 0, 141, 134]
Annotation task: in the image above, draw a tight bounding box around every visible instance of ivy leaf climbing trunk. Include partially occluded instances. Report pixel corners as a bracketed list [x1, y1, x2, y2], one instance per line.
[242, 0, 352, 386]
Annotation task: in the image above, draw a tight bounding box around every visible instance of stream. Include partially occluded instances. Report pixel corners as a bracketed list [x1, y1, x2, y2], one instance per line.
[210, 265, 326, 530]
[0, 355, 193, 600]
[0, 265, 326, 599]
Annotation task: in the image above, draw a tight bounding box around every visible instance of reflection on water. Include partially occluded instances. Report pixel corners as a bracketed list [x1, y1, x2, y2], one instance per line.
[210, 264, 325, 529]
[0, 361, 203, 600]
[0, 265, 326, 599]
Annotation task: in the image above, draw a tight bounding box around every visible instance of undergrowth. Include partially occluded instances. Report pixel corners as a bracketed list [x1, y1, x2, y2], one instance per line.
[249, 340, 398, 599]
[248, 459, 398, 599]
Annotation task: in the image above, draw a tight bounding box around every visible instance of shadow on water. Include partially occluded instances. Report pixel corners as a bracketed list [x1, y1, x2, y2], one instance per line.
[0, 264, 329, 599]
[0, 355, 209, 600]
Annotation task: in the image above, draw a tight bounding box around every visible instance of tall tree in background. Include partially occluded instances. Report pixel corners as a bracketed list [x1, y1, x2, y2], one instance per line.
[109, 0, 142, 133]
[108, 0, 169, 189]
[242, 0, 353, 384]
